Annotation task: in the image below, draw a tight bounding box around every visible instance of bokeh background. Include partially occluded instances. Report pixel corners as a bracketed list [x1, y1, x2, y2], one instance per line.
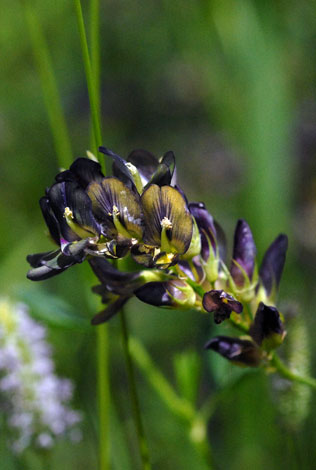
[1, 0, 316, 469]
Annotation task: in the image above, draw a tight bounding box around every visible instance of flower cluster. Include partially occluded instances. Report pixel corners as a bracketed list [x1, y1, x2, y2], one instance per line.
[27, 147, 288, 365]
[0, 299, 81, 453]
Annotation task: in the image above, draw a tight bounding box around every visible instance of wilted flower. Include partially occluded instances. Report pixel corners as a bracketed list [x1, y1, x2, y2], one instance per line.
[0, 298, 81, 453]
[202, 289, 243, 324]
[204, 336, 262, 367]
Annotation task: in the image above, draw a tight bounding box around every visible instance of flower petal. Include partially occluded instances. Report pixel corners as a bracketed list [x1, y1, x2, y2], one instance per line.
[26, 249, 79, 281]
[203, 290, 243, 324]
[87, 177, 143, 239]
[48, 181, 100, 242]
[99, 146, 135, 190]
[250, 302, 284, 349]
[56, 157, 104, 189]
[127, 149, 159, 184]
[89, 257, 141, 295]
[230, 219, 256, 285]
[39, 197, 60, 245]
[135, 282, 173, 307]
[145, 151, 176, 188]
[189, 202, 217, 261]
[259, 234, 288, 295]
[141, 184, 193, 254]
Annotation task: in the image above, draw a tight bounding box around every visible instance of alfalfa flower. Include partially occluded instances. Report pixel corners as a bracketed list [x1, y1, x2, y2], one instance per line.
[133, 184, 193, 267]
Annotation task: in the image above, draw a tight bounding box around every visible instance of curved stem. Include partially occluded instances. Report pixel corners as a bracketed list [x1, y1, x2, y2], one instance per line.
[120, 312, 152, 470]
[270, 353, 316, 389]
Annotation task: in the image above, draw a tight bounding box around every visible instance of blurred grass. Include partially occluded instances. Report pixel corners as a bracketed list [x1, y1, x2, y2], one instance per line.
[1, 0, 316, 468]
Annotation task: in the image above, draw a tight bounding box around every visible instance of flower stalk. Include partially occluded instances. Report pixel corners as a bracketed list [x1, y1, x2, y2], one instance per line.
[270, 353, 316, 390]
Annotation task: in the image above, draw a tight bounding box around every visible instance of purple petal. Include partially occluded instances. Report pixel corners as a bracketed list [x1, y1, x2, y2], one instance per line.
[259, 235, 288, 295]
[230, 219, 256, 285]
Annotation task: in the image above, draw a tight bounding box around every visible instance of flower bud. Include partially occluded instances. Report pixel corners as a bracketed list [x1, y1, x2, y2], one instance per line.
[230, 219, 256, 287]
[250, 302, 285, 350]
[259, 234, 288, 298]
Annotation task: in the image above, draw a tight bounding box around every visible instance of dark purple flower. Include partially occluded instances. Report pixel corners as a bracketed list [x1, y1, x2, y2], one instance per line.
[230, 219, 256, 286]
[27, 159, 103, 280]
[259, 234, 288, 296]
[99, 146, 176, 192]
[249, 302, 285, 350]
[87, 176, 144, 240]
[204, 336, 262, 367]
[202, 290, 243, 324]
[135, 184, 193, 267]
[55, 157, 104, 188]
[188, 202, 217, 261]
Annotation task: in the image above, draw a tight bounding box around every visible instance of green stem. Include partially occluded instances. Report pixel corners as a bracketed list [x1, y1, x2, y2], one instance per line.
[75, 2, 110, 468]
[120, 312, 152, 470]
[23, 1, 73, 168]
[228, 315, 250, 334]
[90, 0, 101, 119]
[89, 0, 101, 154]
[270, 353, 316, 389]
[74, 0, 103, 162]
[97, 324, 110, 470]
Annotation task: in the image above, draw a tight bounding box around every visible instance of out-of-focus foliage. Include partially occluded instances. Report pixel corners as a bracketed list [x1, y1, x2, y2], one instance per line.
[1, 0, 316, 468]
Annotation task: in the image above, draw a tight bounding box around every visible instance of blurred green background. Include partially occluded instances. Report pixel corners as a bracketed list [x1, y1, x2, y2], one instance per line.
[1, 0, 316, 469]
